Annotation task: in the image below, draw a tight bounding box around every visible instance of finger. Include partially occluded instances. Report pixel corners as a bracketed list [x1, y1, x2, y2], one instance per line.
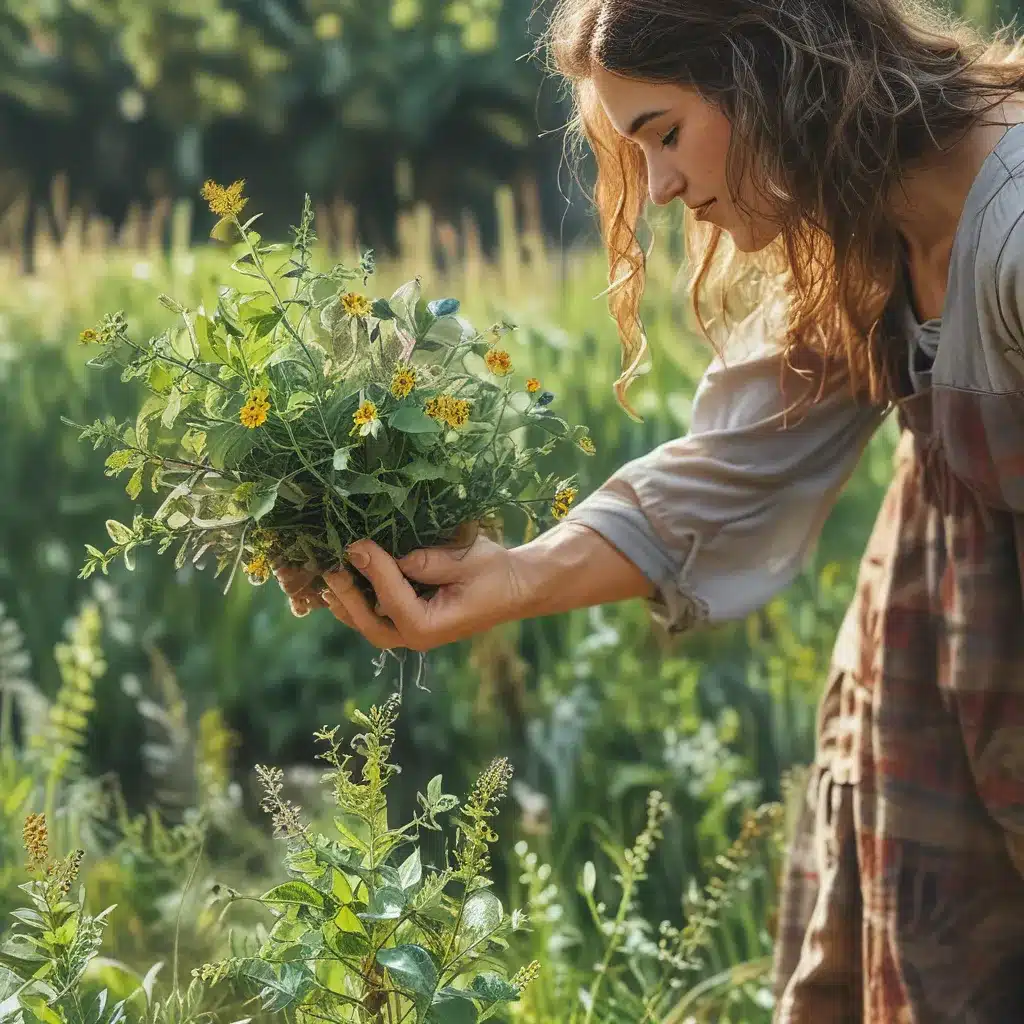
[289, 592, 323, 617]
[322, 567, 404, 649]
[396, 546, 467, 586]
[346, 541, 428, 631]
[275, 565, 319, 598]
[318, 589, 354, 628]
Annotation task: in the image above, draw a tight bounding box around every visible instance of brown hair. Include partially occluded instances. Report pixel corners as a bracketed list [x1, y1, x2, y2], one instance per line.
[543, 0, 1024, 416]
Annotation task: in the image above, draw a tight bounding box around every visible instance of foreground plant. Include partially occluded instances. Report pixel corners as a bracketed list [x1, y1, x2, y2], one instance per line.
[0, 814, 118, 1023]
[196, 693, 538, 1022]
[67, 181, 593, 597]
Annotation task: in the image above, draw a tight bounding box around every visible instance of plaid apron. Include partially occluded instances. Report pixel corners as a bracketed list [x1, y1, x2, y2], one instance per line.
[772, 386, 1024, 1022]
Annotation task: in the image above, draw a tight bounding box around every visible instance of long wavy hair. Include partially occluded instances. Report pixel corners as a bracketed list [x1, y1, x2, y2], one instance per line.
[542, 0, 1024, 416]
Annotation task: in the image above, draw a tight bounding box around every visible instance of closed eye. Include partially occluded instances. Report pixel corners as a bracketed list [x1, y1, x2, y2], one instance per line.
[660, 126, 679, 149]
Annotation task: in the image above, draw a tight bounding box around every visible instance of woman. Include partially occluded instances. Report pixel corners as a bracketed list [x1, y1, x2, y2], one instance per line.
[279, 0, 1024, 1019]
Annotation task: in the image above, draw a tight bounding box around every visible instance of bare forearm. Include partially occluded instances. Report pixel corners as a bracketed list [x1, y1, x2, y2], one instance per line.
[508, 521, 655, 619]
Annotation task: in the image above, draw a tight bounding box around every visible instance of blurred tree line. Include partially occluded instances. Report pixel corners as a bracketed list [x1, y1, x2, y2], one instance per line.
[0, 0, 1020, 256]
[0, 0, 583, 253]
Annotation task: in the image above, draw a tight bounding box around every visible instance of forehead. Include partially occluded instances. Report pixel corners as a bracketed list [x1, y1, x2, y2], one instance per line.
[591, 66, 697, 137]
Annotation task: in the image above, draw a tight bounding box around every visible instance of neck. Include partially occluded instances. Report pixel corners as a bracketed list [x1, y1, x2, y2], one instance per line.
[888, 99, 1022, 261]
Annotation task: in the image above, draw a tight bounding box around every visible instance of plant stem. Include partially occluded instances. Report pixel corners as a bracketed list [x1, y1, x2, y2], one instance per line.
[582, 865, 639, 1024]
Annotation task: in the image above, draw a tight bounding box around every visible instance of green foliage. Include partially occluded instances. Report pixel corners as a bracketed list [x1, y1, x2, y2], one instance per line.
[0, 191, 903, 1022]
[69, 190, 590, 605]
[0, 601, 796, 1022]
[197, 695, 536, 1022]
[0, 0, 561, 253]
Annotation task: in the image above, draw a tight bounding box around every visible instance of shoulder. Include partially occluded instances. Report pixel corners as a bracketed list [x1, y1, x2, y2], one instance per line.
[950, 131, 1024, 388]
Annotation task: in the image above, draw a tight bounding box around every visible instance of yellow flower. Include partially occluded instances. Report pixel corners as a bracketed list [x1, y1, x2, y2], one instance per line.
[390, 364, 418, 399]
[425, 394, 471, 430]
[244, 554, 272, 585]
[446, 397, 471, 428]
[551, 486, 578, 520]
[352, 399, 381, 438]
[200, 179, 248, 218]
[341, 292, 373, 318]
[79, 328, 100, 345]
[526, 377, 541, 394]
[485, 349, 513, 376]
[23, 813, 48, 873]
[239, 387, 271, 429]
[578, 436, 596, 455]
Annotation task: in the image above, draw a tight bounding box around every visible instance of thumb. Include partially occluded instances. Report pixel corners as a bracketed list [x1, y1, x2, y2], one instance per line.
[397, 546, 468, 585]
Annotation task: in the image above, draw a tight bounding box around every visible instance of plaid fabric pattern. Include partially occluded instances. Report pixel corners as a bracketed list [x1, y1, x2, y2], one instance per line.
[772, 389, 1024, 1022]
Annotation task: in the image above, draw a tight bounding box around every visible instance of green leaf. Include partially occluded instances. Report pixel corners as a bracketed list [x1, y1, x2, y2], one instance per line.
[135, 393, 167, 441]
[10, 908, 44, 928]
[398, 459, 458, 484]
[21, 994, 65, 1024]
[357, 886, 406, 921]
[460, 891, 503, 943]
[325, 520, 343, 559]
[331, 815, 371, 856]
[105, 520, 133, 545]
[210, 217, 244, 244]
[528, 411, 570, 438]
[371, 298, 396, 320]
[333, 906, 367, 936]
[284, 391, 315, 417]
[388, 406, 442, 435]
[126, 465, 144, 501]
[335, 476, 408, 509]
[397, 849, 422, 891]
[104, 449, 139, 475]
[259, 881, 326, 911]
[161, 388, 184, 428]
[247, 481, 279, 521]
[276, 479, 309, 507]
[427, 990, 479, 1024]
[388, 278, 422, 327]
[234, 959, 314, 1013]
[376, 944, 438, 997]
[470, 973, 519, 1004]
[413, 299, 437, 338]
[331, 869, 354, 904]
[207, 423, 257, 470]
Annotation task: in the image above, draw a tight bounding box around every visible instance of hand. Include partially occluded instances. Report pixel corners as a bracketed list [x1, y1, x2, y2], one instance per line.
[274, 564, 329, 618]
[318, 534, 527, 652]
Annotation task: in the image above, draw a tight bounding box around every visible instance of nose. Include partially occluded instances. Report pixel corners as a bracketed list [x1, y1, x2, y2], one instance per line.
[647, 158, 684, 207]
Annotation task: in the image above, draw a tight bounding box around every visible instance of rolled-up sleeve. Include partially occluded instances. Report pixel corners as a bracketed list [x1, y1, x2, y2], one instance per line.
[567, 304, 888, 633]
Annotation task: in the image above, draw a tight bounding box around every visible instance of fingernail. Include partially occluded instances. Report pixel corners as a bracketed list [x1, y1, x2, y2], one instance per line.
[347, 546, 370, 569]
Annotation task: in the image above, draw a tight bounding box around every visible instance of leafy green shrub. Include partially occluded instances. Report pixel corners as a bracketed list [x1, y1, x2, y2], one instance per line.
[197, 694, 538, 1022]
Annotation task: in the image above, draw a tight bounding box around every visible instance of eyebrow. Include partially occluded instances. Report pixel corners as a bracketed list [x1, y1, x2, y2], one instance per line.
[627, 109, 669, 137]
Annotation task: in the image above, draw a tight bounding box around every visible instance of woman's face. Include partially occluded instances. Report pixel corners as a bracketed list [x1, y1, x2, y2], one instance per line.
[592, 66, 780, 252]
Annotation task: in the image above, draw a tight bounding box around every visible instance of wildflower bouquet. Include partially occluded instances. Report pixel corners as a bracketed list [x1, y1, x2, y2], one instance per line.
[67, 182, 592, 595]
